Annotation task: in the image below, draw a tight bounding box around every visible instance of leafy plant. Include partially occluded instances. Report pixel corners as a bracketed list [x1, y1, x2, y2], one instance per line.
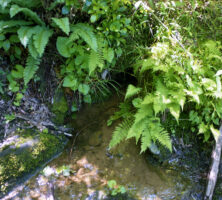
[109, 0, 222, 153]
[107, 180, 126, 196]
[56, 22, 116, 104]
[0, 0, 53, 88]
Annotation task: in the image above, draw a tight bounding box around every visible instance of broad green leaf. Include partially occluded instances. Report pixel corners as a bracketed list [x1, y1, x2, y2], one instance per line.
[11, 64, 24, 79]
[132, 98, 142, 108]
[63, 75, 77, 88]
[0, 34, 5, 41]
[78, 84, 90, 95]
[56, 37, 71, 57]
[90, 15, 97, 23]
[3, 40, 10, 51]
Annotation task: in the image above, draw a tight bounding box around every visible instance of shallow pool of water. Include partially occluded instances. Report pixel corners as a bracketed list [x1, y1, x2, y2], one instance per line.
[8, 95, 196, 200]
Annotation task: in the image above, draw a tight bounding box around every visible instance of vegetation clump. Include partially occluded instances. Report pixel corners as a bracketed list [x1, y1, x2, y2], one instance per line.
[0, 0, 222, 160]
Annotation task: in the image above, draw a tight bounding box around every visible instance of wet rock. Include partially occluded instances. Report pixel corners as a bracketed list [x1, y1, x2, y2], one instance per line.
[0, 129, 67, 198]
[30, 189, 41, 198]
[88, 131, 103, 147]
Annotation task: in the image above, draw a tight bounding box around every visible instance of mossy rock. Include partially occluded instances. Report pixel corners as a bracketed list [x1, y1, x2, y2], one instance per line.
[0, 129, 67, 196]
[51, 88, 69, 124]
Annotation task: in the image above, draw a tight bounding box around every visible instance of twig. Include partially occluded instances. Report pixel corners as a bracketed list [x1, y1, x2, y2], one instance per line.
[69, 121, 97, 157]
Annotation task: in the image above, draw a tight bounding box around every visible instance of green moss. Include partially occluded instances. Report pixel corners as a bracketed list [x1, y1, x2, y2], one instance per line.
[51, 88, 68, 124]
[0, 130, 65, 193]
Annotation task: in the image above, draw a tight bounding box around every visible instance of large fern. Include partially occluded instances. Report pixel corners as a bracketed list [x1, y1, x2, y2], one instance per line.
[23, 55, 40, 85]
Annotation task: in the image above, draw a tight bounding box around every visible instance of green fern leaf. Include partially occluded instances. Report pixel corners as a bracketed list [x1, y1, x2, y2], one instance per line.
[151, 123, 172, 151]
[103, 47, 114, 63]
[11, 0, 42, 8]
[17, 26, 35, 47]
[134, 104, 153, 124]
[0, 20, 32, 31]
[71, 23, 97, 51]
[109, 119, 132, 148]
[52, 17, 70, 35]
[127, 117, 148, 142]
[125, 84, 142, 100]
[168, 103, 180, 122]
[10, 5, 44, 25]
[28, 37, 38, 58]
[88, 50, 104, 74]
[141, 130, 152, 153]
[56, 36, 71, 58]
[33, 26, 53, 57]
[23, 55, 40, 85]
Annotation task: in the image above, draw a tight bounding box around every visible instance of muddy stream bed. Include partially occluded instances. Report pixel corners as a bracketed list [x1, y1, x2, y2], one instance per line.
[4, 96, 204, 200]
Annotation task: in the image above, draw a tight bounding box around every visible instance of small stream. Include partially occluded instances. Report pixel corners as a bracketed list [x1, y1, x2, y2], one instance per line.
[8, 95, 200, 200]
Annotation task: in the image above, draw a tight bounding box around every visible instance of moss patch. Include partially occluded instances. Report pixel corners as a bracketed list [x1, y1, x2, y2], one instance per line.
[51, 88, 68, 124]
[0, 129, 66, 194]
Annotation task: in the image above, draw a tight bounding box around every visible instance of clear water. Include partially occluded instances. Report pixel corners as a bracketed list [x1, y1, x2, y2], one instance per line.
[7, 95, 193, 200]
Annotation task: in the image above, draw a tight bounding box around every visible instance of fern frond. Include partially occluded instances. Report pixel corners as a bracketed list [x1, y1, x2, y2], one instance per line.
[0, 20, 32, 31]
[11, 0, 42, 8]
[127, 115, 172, 152]
[107, 102, 132, 126]
[52, 17, 70, 35]
[141, 130, 152, 153]
[10, 5, 44, 25]
[109, 118, 133, 148]
[127, 117, 148, 142]
[17, 26, 35, 47]
[149, 122, 172, 151]
[88, 50, 104, 74]
[134, 104, 153, 124]
[23, 55, 40, 85]
[103, 47, 114, 63]
[71, 23, 98, 51]
[125, 84, 142, 100]
[28, 37, 38, 58]
[33, 26, 53, 57]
